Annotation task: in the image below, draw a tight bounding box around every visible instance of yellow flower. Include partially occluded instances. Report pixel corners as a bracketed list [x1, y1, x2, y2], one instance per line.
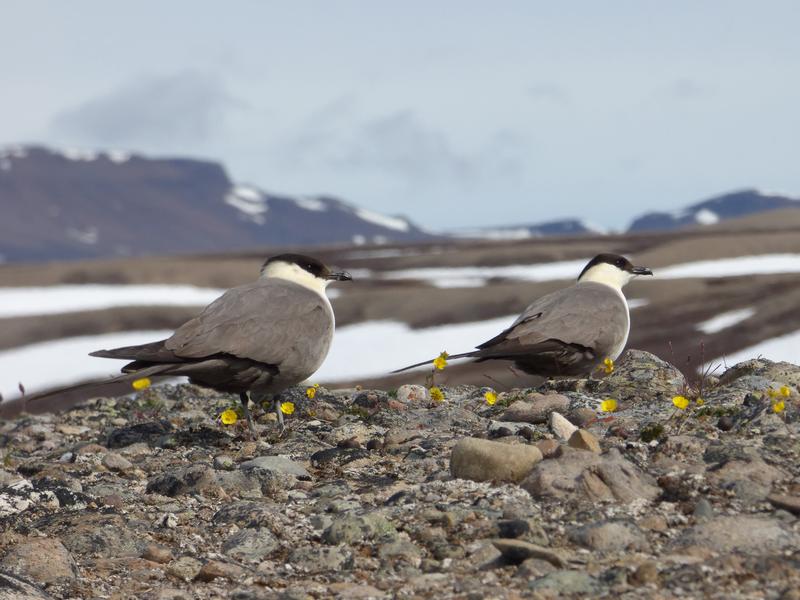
[672, 395, 689, 410]
[603, 357, 614, 375]
[429, 387, 445, 402]
[600, 398, 617, 412]
[131, 377, 151, 390]
[280, 402, 295, 415]
[306, 383, 319, 399]
[780, 385, 791, 398]
[767, 388, 779, 399]
[696, 398, 705, 406]
[433, 351, 449, 371]
[773, 400, 786, 413]
[220, 409, 238, 425]
[485, 390, 497, 406]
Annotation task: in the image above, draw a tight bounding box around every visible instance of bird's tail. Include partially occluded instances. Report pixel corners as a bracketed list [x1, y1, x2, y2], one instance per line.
[0, 364, 173, 420]
[391, 351, 478, 374]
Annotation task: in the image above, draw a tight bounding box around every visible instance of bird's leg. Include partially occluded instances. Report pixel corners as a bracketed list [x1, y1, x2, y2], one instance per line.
[239, 392, 258, 440]
[272, 395, 286, 436]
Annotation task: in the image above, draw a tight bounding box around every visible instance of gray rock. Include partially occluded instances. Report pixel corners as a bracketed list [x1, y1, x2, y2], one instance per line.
[674, 516, 800, 554]
[395, 384, 429, 404]
[718, 358, 800, 389]
[322, 513, 395, 545]
[0, 537, 77, 585]
[521, 447, 659, 503]
[212, 501, 277, 528]
[567, 519, 649, 552]
[239, 455, 311, 479]
[59, 515, 143, 558]
[450, 437, 543, 483]
[378, 539, 422, 566]
[596, 349, 686, 404]
[567, 429, 601, 454]
[166, 556, 203, 582]
[500, 394, 570, 424]
[529, 569, 602, 594]
[213, 455, 235, 470]
[146, 463, 214, 497]
[222, 528, 279, 562]
[492, 539, 565, 567]
[101, 452, 133, 472]
[288, 545, 354, 574]
[693, 498, 714, 520]
[0, 571, 53, 599]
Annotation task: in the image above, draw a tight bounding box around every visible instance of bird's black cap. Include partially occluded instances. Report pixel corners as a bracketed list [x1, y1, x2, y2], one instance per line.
[578, 253, 653, 280]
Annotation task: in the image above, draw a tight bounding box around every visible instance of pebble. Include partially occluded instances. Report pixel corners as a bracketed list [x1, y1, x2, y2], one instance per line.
[567, 429, 601, 454]
[450, 437, 543, 483]
[102, 452, 133, 472]
[549, 412, 578, 441]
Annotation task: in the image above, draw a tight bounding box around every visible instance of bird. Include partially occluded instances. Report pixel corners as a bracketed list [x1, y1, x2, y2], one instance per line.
[393, 253, 652, 377]
[14, 254, 351, 438]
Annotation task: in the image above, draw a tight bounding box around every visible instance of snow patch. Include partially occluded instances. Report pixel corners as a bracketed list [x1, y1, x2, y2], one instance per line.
[354, 208, 410, 232]
[106, 150, 131, 164]
[316, 315, 517, 381]
[66, 226, 99, 245]
[225, 185, 268, 225]
[697, 307, 756, 334]
[0, 330, 175, 401]
[62, 148, 98, 161]
[352, 235, 367, 245]
[454, 228, 534, 240]
[0, 284, 225, 318]
[371, 259, 589, 288]
[656, 254, 800, 279]
[294, 196, 328, 212]
[694, 209, 719, 225]
[709, 328, 800, 369]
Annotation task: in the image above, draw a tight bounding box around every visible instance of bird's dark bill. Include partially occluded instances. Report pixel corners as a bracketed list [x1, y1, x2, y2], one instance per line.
[327, 271, 353, 281]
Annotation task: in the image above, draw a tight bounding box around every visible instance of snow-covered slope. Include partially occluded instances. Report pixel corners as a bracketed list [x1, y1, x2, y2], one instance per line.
[0, 145, 434, 262]
[628, 189, 800, 232]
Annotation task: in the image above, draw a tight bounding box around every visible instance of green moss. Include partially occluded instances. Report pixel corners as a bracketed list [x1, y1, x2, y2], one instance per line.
[640, 422, 665, 443]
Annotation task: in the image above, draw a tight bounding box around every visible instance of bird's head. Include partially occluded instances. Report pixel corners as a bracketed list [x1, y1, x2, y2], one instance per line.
[260, 254, 352, 292]
[577, 253, 653, 290]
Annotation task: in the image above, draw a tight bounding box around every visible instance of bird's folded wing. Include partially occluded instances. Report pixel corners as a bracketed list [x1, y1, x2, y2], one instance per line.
[475, 283, 626, 356]
[165, 280, 331, 366]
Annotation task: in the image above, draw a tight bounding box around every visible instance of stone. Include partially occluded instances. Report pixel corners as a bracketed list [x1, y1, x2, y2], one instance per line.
[287, 545, 354, 574]
[450, 437, 542, 483]
[521, 447, 659, 503]
[0, 571, 52, 599]
[549, 412, 577, 441]
[146, 463, 215, 497]
[213, 455, 235, 470]
[378, 539, 422, 566]
[0, 537, 77, 584]
[529, 570, 602, 595]
[195, 560, 245, 582]
[673, 516, 800, 554]
[106, 420, 174, 448]
[569, 407, 598, 428]
[595, 349, 686, 404]
[141, 544, 173, 564]
[491, 539, 565, 567]
[535, 439, 561, 459]
[500, 394, 570, 424]
[101, 452, 133, 472]
[395, 384, 429, 404]
[567, 520, 649, 552]
[693, 498, 714, 520]
[322, 513, 395, 545]
[239, 455, 311, 479]
[631, 561, 660, 585]
[222, 528, 279, 562]
[167, 556, 203, 582]
[768, 493, 800, 515]
[567, 429, 601, 454]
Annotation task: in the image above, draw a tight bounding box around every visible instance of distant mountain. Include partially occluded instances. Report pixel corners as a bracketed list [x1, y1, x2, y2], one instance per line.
[0, 145, 434, 262]
[453, 218, 606, 240]
[627, 189, 800, 232]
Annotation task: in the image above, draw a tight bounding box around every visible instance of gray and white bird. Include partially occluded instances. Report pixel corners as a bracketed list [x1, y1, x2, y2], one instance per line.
[16, 254, 351, 437]
[394, 253, 652, 377]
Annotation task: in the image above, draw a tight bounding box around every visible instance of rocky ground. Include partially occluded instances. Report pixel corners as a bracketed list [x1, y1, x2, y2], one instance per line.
[1, 350, 799, 599]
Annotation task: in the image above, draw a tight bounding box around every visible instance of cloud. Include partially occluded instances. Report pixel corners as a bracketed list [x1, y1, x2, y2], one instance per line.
[51, 71, 238, 145]
[280, 106, 522, 183]
[527, 83, 571, 105]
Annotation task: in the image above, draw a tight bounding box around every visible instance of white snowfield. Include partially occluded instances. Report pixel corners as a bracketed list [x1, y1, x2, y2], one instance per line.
[696, 308, 756, 334]
[710, 328, 800, 370]
[0, 330, 174, 402]
[0, 285, 226, 318]
[361, 253, 800, 288]
[656, 254, 800, 279]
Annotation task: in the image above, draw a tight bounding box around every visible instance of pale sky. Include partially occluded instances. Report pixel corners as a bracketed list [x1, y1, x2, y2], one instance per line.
[2, 1, 799, 230]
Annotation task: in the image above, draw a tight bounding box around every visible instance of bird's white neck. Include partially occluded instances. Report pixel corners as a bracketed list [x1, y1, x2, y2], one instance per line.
[261, 262, 329, 297]
[578, 263, 633, 294]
